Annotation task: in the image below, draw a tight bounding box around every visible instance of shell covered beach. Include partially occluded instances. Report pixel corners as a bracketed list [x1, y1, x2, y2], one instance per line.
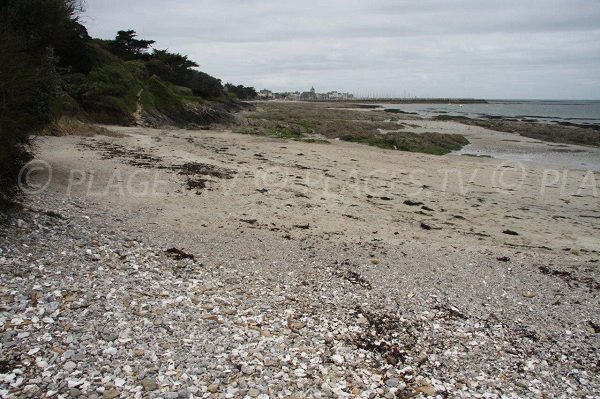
[1, 105, 599, 398]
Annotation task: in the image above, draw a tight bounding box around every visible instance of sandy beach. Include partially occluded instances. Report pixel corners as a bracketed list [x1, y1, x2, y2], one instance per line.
[1, 109, 599, 397]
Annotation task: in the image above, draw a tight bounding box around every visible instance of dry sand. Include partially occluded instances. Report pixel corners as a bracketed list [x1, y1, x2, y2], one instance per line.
[37, 124, 600, 253]
[2, 115, 599, 397]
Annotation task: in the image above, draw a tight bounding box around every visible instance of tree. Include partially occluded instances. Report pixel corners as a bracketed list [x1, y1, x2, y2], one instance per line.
[109, 30, 155, 60]
[225, 83, 257, 100]
[187, 71, 224, 98]
[147, 49, 199, 84]
[0, 0, 81, 207]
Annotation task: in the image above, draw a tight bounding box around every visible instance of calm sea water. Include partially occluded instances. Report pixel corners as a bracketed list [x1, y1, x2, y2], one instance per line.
[383, 100, 600, 125]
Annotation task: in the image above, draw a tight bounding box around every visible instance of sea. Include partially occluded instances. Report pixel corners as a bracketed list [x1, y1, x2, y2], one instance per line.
[382, 100, 600, 126]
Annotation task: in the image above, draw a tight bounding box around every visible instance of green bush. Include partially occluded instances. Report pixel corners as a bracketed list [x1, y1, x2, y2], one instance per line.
[0, 40, 41, 206]
[74, 63, 141, 123]
[143, 76, 184, 112]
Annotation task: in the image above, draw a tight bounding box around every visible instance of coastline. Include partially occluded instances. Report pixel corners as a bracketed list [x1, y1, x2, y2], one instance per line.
[2, 104, 599, 397]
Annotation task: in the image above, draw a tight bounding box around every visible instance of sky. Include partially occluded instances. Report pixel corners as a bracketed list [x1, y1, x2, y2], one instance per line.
[82, 0, 600, 99]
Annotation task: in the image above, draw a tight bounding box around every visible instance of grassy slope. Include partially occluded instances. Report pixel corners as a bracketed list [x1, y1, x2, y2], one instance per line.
[55, 42, 222, 127]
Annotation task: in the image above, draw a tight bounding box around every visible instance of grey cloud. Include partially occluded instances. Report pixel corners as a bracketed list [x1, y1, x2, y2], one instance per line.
[83, 0, 600, 99]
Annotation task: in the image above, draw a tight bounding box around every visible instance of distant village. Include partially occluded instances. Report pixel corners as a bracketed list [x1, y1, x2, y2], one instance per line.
[257, 87, 355, 101]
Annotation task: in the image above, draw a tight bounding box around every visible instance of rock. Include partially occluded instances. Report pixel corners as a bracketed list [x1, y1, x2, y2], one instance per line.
[522, 291, 537, 298]
[102, 332, 118, 342]
[331, 354, 344, 364]
[415, 385, 436, 396]
[141, 378, 158, 391]
[103, 389, 119, 399]
[102, 347, 117, 356]
[287, 318, 307, 331]
[134, 348, 145, 356]
[385, 378, 400, 387]
[207, 384, 219, 393]
[63, 361, 77, 371]
[247, 388, 260, 397]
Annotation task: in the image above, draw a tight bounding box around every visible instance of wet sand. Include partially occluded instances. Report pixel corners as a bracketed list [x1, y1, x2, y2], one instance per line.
[395, 119, 600, 172]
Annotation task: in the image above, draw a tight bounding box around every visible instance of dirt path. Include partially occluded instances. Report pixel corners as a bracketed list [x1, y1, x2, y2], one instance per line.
[133, 88, 145, 126]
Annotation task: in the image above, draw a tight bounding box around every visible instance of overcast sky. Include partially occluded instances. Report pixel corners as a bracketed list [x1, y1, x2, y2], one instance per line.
[82, 0, 600, 99]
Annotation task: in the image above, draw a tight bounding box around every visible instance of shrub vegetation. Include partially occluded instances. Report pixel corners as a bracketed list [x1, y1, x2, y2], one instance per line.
[0, 0, 256, 207]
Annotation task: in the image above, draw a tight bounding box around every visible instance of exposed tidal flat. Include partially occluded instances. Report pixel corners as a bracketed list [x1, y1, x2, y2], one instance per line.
[2, 101, 600, 397]
[238, 100, 600, 171]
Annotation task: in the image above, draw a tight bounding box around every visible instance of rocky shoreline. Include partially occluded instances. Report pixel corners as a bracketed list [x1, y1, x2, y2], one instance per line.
[1, 118, 599, 398]
[2, 195, 599, 398]
[431, 115, 600, 148]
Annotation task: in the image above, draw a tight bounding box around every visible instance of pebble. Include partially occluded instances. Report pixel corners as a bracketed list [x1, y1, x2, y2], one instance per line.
[63, 361, 77, 371]
[207, 384, 219, 393]
[103, 388, 119, 399]
[1, 187, 598, 398]
[385, 378, 400, 387]
[331, 354, 344, 364]
[141, 378, 158, 391]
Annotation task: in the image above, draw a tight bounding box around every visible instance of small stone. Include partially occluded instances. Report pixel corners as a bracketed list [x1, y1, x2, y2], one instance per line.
[102, 332, 118, 342]
[103, 388, 119, 399]
[247, 388, 260, 397]
[287, 319, 307, 331]
[207, 384, 219, 393]
[103, 347, 117, 356]
[385, 378, 400, 387]
[331, 354, 344, 364]
[522, 291, 537, 299]
[415, 385, 436, 396]
[134, 348, 145, 356]
[63, 361, 77, 371]
[141, 378, 158, 391]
